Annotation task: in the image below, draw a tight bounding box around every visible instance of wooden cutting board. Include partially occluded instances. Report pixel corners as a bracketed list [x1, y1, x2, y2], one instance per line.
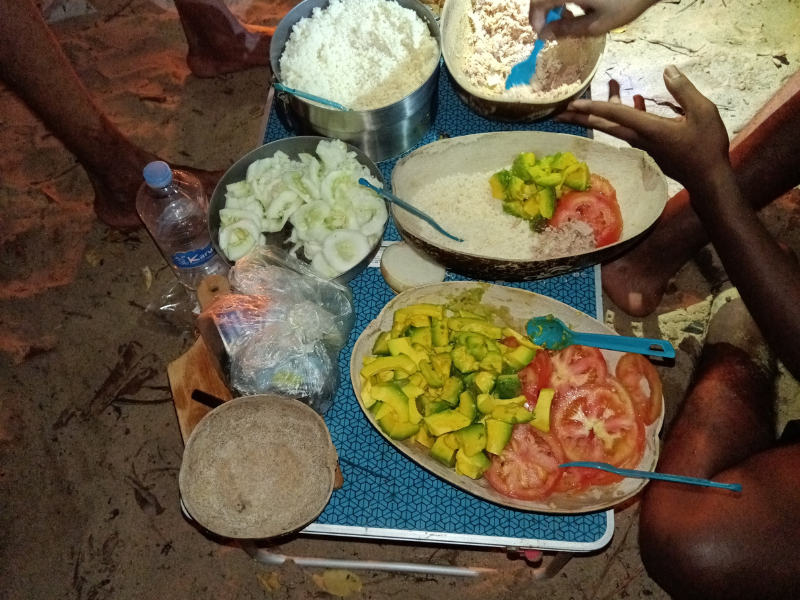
[167, 275, 343, 487]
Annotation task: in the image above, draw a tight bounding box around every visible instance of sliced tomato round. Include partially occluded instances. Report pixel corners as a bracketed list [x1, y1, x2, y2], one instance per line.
[484, 425, 565, 501]
[550, 189, 623, 248]
[549, 345, 608, 392]
[551, 379, 645, 472]
[616, 353, 663, 426]
[518, 349, 553, 407]
[589, 173, 618, 202]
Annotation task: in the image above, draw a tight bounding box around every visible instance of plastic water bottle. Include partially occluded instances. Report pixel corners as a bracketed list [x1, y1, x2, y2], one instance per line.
[136, 161, 228, 290]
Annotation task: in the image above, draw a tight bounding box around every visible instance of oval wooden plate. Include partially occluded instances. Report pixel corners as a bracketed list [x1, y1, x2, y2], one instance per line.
[391, 131, 669, 281]
[350, 282, 664, 514]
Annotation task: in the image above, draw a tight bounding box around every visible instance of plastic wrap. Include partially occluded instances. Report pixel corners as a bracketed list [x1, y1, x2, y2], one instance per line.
[198, 247, 354, 413]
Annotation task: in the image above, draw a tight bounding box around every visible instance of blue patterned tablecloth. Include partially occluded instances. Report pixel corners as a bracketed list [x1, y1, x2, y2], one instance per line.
[264, 73, 612, 551]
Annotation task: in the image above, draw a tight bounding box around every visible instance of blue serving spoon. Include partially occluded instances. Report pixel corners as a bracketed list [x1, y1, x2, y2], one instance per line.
[273, 82, 350, 111]
[506, 7, 563, 89]
[560, 462, 742, 492]
[527, 315, 675, 358]
[358, 179, 464, 243]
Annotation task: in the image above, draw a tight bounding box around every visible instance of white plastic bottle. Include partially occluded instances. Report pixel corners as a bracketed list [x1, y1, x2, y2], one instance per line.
[136, 161, 228, 290]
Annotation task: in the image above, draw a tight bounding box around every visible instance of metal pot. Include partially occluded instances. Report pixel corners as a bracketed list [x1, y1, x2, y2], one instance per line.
[269, 0, 442, 162]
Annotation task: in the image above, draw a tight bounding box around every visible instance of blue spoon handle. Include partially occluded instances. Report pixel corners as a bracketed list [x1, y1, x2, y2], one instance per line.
[273, 82, 350, 111]
[358, 179, 464, 243]
[569, 331, 675, 358]
[506, 7, 562, 89]
[560, 462, 742, 492]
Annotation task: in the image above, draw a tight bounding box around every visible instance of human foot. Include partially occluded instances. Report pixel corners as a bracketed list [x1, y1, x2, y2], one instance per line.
[601, 246, 674, 318]
[177, 0, 273, 78]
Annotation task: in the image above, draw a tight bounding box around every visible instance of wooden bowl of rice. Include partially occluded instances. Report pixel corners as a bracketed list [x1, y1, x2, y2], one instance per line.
[390, 131, 669, 281]
[441, 0, 605, 122]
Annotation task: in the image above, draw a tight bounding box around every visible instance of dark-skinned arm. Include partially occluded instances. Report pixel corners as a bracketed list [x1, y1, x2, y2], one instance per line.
[556, 65, 800, 379]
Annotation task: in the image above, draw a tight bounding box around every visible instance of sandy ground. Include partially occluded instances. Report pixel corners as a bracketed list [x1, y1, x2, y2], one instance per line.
[1, 0, 799, 599]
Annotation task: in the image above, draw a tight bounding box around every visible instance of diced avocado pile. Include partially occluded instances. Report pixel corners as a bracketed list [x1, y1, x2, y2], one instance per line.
[359, 303, 554, 481]
[489, 151, 591, 231]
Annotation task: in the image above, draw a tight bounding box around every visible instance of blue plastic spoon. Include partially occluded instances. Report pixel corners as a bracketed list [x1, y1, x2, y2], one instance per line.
[358, 179, 464, 243]
[560, 462, 742, 492]
[527, 315, 675, 358]
[506, 7, 563, 89]
[273, 82, 350, 111]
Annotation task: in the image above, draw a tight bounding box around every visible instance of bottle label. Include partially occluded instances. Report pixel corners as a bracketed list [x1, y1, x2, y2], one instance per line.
[173, 243, 216, 268]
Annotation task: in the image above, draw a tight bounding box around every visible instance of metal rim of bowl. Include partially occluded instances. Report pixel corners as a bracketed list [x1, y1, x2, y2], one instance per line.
[208, 136, 388, 285]
[269, 0, 443, 115]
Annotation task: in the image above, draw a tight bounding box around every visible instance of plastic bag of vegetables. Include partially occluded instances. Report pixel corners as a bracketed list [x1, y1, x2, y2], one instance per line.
[197, 247, 355, 414]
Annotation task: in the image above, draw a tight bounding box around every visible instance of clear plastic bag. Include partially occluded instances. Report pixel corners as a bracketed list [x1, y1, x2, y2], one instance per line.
[198, 247, 354, 413]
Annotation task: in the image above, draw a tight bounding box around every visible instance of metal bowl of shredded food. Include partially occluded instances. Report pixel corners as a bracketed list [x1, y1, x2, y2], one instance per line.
[441, 0, 605, 122]
[270, 0, 442, 162]
[208, 136, 388, 285]
[390, 131, 669, 281]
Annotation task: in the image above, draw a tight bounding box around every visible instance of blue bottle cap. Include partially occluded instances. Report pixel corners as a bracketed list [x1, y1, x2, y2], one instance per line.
[143, 161, 173, 188]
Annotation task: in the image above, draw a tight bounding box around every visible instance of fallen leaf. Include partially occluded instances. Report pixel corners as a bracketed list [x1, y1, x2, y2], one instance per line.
[257, 571, 281, 592]
[142, 266, 153, 290]
[610, 26, 627, 33]
[85, 249, 102, 267]
[312, 570, 363, 597]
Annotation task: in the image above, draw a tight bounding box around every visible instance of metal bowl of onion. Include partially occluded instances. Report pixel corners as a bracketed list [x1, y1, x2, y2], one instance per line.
[208, 137, 388, 285]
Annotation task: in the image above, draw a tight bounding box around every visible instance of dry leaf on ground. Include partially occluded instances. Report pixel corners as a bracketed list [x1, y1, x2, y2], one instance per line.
[312, 570, 363, 597]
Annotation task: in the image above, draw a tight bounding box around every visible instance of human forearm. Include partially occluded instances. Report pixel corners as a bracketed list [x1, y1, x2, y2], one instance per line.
[689, 169, 800, 378]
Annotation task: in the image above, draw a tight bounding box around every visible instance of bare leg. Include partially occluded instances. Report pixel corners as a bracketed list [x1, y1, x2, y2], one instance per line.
[639, 296, 800, 600]
[174, 0, 274, 79]
[603, 69, 800, 317]
[0, 0, 222, 229]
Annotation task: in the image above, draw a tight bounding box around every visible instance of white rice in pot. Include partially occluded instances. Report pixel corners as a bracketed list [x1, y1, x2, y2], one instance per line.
[402, 171, 596, 260]
[280, 0, 440, 111]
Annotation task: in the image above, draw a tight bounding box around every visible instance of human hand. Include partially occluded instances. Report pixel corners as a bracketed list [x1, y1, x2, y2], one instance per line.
[556, 66, 730, 192]
[529, 0, 657, 37]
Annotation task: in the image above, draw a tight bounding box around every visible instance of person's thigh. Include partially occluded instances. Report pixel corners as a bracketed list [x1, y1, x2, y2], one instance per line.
[640, 442, 800, 600]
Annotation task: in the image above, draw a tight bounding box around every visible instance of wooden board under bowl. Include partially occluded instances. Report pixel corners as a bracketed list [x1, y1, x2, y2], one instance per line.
[391, 131, 669, 281]
[349, 282, 664, 514]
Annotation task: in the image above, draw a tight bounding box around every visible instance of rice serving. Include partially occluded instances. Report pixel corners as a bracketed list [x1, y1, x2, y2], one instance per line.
[280, 0, 440, 111]
[406, 171, 596, 260]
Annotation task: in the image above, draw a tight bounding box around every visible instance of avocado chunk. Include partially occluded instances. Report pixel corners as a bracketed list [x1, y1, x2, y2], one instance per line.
[451, 345, 479, 374]
[531, 388, 555, 432]
[440, 376, 464, 406]
[419, 360, 444, 388]
[431, 353, 453, 380]
[370, 383, 410, 422]
[378, 411, 420, 440]
[370, 401, 395, 421]
[455, 450, 492, 479]
[477, 393, 526, 415]
[495, 374, 522, 399]
[424, 400, 451, 417]
[501, 327, 537, 349]
[563, 162, 591, 191]
[550, 151, 578, 171]
[408, 326, 432, 349]
[414, 426, 435, 448]
[372, 331, 391, 356]
[388, 337, 428, 365]
[431, 317, 449, 347]
[491, 405, 534, 424]
[361, 355, 418, 378]
[423, 409, 473, 436]
[511, 152, 537, 182]
[443, 432, 461, 450]
[503, 200, 532, 221]
[532, 171, 563, 188]
[535, 187, 556, 219]
[454, 423, 487, 457]
[430, 436, 457, 468]
[457, 390, 477, 422]
[504, 346, 536, 372]
[408, 314, 431, 328]
[470, 371, 497, 395]
[447, 318, 503, 340]
[485, 419, 514, 455]
[479, 351, 503, 374]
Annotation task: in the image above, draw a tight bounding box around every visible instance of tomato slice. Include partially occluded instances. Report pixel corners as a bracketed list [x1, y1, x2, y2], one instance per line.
[518, 349, 553, 407]
[589, 173, 617, 202]
[550, 189, 623, 248]
[551, 379, 645, 472]
[484, 425, 565, 501]
[549, 345, 608, 392]
[616, 353, 663, 426]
